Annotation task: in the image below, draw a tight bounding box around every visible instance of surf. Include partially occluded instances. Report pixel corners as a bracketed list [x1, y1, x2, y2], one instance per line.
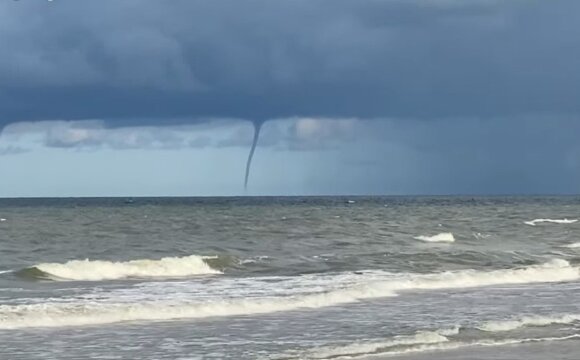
[17, 255, 222, 281]
[285, 314, 580, 359]
[1, 259, 578, 329]
[290, 333, 579, 359]
[478, 314, 580, 332]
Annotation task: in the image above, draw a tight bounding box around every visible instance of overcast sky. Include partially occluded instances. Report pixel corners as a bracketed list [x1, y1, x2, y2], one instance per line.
[0, 0, 579, 196]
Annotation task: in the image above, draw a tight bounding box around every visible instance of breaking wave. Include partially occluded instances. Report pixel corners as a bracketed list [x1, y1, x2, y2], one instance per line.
[290, 334, 579, 359]
[414, 233, 455, 243]
[478, 314, 580, 332]
[286, 315, 580, 359]
[1, 259, 578, 329]
[301, 331, 450, 359]
[562, 242, 580, 249]
[524, 218, 578, 226]
[17, 255, 222, 281]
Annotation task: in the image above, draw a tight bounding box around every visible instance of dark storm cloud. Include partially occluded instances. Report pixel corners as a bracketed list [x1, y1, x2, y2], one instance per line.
[348, 116, 580, 194]
[1, 0, 580, 128]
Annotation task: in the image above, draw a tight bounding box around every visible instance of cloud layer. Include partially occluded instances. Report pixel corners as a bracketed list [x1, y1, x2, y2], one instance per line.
[1, 0, 580, 127]
[1, 1, 579, 195]
[2, 117, 356, 152]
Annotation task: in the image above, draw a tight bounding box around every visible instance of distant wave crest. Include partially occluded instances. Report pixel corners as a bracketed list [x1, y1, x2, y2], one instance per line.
[414, 233, 455, 243]
[524, 218, 578, 226]
[561, 242, 580, 249]
[18, 255, 222, 281]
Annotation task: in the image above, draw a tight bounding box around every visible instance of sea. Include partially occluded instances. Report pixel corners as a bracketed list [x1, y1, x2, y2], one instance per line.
[0, 196, 579, 359]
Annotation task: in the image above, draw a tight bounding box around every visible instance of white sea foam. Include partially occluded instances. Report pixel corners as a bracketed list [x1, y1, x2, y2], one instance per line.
[473, 232, 491, 240]
[30, 255, 221, 281]
[1, 259, 578, 329]
[0, 218, 6, 222]
[380, 259, 577, 294]
[524, 218, 578, 226]
[288, 333, 580, 359]
[0, 291, 385, 329]
[414, 232, 455, 243]
[562, 242, 580, 249]
[305, 331, 450, 359]
[478, 314, 580, 332]
[239, 256, 270, 265]
[281, 313, 580, 359]
[365, 336, 579, 359]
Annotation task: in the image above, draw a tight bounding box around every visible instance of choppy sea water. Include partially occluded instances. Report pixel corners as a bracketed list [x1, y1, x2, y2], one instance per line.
[0, 196, 579, 359]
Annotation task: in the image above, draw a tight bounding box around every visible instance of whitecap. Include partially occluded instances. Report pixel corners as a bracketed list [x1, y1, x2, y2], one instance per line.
[473, 232, 491, 240]
[24, 255, 221, 281]
[238, 256, 270, 265]
[414, 232, 455, 243]
[561, 242, 580, 249]
[525, 218, 578, 226]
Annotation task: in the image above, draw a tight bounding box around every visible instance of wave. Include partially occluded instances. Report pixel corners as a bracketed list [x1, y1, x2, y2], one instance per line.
[1, 259, 578, 329]
[413, 232, 455, 243]
[302, 331, 450, 359]
[239, 256, 270, 265]
[562, 242, 580, 249]
[525, 218, 578, 226]
[18, 255, 222, 281]
[285, 319, 580, 360]
[379, 259, 578, 295]
[478, 314, 580, 332]
[286, 315, 580, 359]
[292, 334, 580, 359]
[0, 292, 381, 329]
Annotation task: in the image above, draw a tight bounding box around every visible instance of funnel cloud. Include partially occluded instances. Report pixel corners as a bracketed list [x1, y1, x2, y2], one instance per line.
[244, 122, 263, 190]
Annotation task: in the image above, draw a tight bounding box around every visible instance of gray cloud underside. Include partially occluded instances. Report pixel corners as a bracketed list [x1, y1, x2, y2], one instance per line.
[2, 117, 354, 152]
[1, 0, 580, 128]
